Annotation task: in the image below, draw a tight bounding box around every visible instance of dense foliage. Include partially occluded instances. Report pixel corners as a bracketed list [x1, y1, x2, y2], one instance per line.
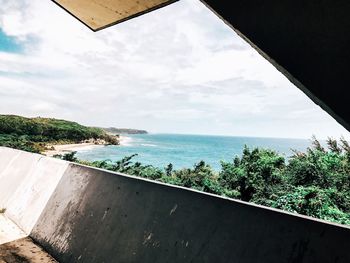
[72, 137, 350, 225]
[0, 115, 118, 153]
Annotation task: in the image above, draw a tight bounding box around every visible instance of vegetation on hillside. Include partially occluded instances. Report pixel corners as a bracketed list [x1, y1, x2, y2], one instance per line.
[63, 136, 350, 226]
[0, 115, 119, 153]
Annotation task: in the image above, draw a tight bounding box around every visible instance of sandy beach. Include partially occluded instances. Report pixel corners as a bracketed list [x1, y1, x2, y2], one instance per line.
[43, 143, 106, 157]
[43, 135, 131, 157]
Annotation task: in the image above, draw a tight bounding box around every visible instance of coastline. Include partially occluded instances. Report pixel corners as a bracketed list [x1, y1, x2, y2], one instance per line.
[43, 143, 106, 157]
[43, 135, 131, 157]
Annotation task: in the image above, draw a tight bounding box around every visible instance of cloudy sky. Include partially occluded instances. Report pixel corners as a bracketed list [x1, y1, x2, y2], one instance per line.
[0, 0, 348, 139]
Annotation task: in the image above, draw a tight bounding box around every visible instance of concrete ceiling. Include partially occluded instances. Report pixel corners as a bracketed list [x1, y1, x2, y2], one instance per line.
[53, 0, 177, 31]
[53, 0, 350, 133]
[199, 0, 350, 133]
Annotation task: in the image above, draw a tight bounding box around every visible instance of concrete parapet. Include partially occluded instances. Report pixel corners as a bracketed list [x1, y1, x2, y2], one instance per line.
[32, 164, 350, 263]
[0, 147, 349, 262]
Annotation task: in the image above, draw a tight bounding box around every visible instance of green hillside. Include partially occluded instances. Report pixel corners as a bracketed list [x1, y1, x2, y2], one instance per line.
[0, 115, 119, 153]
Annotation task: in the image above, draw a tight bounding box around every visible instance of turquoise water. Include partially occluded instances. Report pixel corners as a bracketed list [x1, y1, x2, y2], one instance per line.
[76, 134, 311, 170]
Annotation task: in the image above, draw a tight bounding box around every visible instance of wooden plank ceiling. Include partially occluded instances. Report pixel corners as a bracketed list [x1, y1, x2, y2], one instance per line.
[53, 0, 177, 31]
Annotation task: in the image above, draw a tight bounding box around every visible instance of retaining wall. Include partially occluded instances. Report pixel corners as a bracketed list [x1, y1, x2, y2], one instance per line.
[1, 147, 350, 262]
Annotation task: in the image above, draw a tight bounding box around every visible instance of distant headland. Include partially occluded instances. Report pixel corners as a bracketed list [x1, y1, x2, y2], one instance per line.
[0, 115, 147, 156]
[101, 127, 148, 135]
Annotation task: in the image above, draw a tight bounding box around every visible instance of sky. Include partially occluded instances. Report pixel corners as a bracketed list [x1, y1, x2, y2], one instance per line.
[0, 0, 349, 139]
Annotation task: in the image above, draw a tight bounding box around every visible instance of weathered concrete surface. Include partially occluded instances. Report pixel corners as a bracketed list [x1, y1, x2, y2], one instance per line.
[0, 148, 61, 262]
[0, 215, 26, 245]
[0, 147, 68, 234]
[0, 147, 349, 262]
[31, 163, 350, 263]
[200, 0, 350, 132]
[0, 237, 57, 263]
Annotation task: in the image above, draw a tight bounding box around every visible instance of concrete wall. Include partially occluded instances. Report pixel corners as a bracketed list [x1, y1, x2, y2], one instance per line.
[0, 147, 68, 233]
[31, 163, 350, 263]
[1, 147, 350, 262]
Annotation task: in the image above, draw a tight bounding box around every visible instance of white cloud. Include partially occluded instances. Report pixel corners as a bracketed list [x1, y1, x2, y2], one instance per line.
[0, 0, 348, 139]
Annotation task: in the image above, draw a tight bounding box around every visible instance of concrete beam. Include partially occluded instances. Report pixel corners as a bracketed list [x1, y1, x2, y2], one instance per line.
[201, 0, 350, 132]
[52, 0, 177, 31]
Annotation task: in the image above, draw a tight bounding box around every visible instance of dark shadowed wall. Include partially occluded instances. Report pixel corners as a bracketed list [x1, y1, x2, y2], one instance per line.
[31, 163, 350, 263]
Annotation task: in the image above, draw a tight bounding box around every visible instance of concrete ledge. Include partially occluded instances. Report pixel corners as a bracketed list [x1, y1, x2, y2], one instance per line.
[0, 215, 26, 245]
[0, 147, 68, 234]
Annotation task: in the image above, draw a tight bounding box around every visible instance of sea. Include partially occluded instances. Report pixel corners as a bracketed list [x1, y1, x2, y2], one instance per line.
[75, 134, 312, 171]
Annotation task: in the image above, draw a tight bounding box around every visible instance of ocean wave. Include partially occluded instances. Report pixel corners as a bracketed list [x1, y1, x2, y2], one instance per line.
[141, 143, 157, 147]
[119, 136, 133, 146]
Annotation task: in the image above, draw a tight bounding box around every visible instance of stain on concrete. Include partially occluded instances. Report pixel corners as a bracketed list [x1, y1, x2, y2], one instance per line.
[0, 237, 57, 263]
[169, 204, 177, 215]
[143, 232, 154, 245]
